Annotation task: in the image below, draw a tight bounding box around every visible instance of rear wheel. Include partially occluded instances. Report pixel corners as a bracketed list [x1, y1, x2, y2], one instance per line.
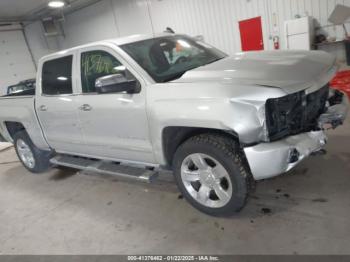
[14, 131, 52, 173]
[173, 133, 252, 216]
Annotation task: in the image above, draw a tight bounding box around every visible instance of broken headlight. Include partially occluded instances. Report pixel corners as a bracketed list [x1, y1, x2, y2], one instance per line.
[265, 85, 329, 141]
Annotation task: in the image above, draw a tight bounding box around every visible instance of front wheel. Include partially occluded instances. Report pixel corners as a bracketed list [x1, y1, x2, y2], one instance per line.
[14, 131, 52, 173]
[173, 134, 252, 216]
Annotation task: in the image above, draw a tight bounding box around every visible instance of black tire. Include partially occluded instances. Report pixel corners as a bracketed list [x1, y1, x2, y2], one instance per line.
[173, 133, 253, 216]
[13, 130, 52, 173]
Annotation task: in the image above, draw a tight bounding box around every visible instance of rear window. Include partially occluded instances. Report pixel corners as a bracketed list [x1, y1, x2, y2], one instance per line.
[42, 56, 73, 95]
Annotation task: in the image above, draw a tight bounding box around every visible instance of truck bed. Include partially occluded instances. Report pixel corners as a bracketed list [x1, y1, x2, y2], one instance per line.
[0, 96, 49, 150]
[2, 89, 35, 97]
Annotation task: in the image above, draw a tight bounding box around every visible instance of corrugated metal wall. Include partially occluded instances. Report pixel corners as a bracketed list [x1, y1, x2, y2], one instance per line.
[148, 0, 269, 55]
[148, 0, 350, 59]
[25, 0, 350, 62]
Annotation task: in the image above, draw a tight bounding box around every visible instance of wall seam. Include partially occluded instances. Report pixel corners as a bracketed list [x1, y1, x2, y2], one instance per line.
[21, 24, 38, 69]
[110, 0, 121, 37]
[146, 0, 155, 36]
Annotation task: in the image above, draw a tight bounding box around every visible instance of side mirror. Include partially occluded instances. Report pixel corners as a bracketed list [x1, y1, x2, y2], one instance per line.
[95, 74, 140, 94]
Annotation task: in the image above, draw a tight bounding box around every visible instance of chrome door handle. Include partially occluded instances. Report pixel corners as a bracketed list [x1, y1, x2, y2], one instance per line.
[79, 104, 92, 111]
[39, 105, 48, 111]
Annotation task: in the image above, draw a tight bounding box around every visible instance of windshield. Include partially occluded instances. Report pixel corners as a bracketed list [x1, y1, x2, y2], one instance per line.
[121, 35, 227, 83]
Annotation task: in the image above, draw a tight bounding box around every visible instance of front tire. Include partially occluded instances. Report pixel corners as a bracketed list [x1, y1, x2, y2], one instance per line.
[13, 131, 52, 173]
[173, 133, 252, 216]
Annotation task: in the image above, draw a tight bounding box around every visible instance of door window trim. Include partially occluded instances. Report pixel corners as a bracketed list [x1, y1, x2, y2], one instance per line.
[38, 50, 79, 97]
[76, 44, 144, 95]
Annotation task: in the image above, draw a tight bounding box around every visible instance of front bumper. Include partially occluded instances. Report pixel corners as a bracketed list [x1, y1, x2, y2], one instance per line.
[244, 93, 348, 180]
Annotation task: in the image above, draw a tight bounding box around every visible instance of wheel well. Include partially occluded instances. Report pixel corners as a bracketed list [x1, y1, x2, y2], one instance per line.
[162, 127, 239, 168]
[4, 122, 25, 140]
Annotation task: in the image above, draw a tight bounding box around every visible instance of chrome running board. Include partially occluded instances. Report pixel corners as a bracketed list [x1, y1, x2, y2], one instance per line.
[50, 154, 158, 183]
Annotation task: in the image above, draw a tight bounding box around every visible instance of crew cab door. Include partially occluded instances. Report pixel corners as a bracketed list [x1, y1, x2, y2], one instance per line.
[76, 45, 155, 164]
[36, 52, 85, 153]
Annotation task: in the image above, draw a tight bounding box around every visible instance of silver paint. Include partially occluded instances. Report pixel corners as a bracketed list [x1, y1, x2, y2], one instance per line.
[17, 138, 35, 169]
[181, 153, 233, 208]
[0, 34, 347, 180]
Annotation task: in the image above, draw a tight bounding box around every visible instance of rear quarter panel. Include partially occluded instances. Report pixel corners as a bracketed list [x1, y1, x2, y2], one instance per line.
[0, 96, 50, 150]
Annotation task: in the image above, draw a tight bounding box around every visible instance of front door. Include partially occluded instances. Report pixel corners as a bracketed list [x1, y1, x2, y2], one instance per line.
[239, 16, 264, 51]
[76, 46, 155, 165]
[36, 53, 85, 154]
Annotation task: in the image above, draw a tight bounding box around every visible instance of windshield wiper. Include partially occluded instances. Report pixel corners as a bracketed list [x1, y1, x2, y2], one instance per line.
[162, 71, 187, 82]
[162, 57, 225, 82]
[205, 57, 225, 66]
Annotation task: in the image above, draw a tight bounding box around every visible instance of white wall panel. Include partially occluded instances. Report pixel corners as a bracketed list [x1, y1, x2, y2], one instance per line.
[23, 0, 350, 62]
[58, 0, 119, 49]
[0, 30, 36, 95]
[111, 0, 153, 36]
[149, 0, 269, 55]
[24, 21, 59, 64]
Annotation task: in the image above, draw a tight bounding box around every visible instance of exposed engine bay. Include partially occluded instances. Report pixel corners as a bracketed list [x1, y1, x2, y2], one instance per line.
[265, 86, 345, 142]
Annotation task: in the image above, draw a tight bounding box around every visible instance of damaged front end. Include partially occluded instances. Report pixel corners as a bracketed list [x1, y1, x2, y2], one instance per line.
[265, 85, 329, 142]
[244, 86, 348, 180]
[318, 89, 348, 129]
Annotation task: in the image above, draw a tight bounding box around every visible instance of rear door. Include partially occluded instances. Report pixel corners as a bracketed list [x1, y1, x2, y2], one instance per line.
[36, 52, 85, 153]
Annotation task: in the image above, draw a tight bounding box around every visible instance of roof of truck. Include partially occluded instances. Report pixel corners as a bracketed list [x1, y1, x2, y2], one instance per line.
[108, 32, 173, 45]
[40, 32, 175, 62]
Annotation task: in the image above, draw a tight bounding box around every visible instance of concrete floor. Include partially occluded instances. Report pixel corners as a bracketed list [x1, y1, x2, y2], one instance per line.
[0, 120, 350, 255]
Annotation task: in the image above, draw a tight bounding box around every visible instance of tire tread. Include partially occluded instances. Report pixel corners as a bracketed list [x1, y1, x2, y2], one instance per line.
[173, 133, 254, 216]
[13, 130, 52, 173]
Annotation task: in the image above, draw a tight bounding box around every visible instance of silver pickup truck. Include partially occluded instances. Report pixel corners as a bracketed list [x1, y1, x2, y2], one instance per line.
[0, 33, 348, 216]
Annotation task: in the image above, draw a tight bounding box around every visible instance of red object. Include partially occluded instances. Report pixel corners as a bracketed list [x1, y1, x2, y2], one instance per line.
[273, 36, 280, 50]
[239, 17, 264, 51]
[330, 70, 350, 98]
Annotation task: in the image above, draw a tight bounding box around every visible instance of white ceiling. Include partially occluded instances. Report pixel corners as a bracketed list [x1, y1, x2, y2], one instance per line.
[0, 0, 49, 20]
[0, 0, 101, 22]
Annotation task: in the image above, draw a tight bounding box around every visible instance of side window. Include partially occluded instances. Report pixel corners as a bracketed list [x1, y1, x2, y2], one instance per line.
[42, 56, 73, 95]
[81, 50, 134, 93]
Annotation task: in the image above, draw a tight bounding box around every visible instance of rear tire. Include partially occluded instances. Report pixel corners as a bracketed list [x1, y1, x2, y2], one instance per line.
[173, 133, 252, 216]
[13, 130, 52, 173]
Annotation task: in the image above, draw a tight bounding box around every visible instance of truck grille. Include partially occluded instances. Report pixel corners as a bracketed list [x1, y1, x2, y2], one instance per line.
[265, 85, 329, 141]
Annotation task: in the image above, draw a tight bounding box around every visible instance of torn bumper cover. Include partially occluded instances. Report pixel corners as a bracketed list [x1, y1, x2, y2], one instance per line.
[318, 93, 349, 129]
[244, 93, 348, 180]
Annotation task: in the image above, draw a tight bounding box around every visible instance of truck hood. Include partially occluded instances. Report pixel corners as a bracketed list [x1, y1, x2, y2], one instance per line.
[173, 50, 337, 93]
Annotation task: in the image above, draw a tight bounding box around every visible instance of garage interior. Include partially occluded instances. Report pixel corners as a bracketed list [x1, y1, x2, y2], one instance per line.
[0, 0, 350, 256]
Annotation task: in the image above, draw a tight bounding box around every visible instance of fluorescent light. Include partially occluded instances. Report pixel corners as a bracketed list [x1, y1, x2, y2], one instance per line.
[48, 1, 65, 8]
[57, 76, 68, 81]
